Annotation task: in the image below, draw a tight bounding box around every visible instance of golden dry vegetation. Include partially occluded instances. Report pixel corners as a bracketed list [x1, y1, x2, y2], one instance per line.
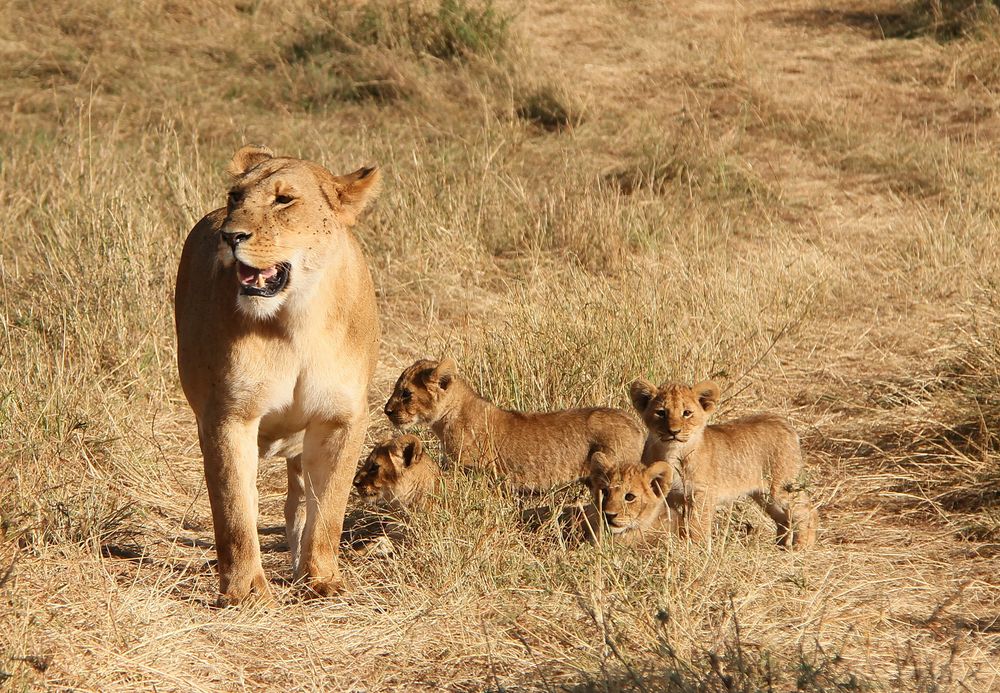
[2, 0, 1000, 689]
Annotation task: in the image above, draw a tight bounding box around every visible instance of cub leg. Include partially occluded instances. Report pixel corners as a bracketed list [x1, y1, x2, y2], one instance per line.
[297, 414, 368, 596]
[682, 489, 717, 542]
[198, 417, 271, 606]
[788, 499, 818, 549]
[752, 489, 794, 548]
[284, 453, 306, 573]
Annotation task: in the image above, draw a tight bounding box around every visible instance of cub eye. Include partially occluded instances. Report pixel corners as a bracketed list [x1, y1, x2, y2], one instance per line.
[655, 409, 666, 419]
[682, 409, 693, 418]
[227, 190, 242, 205]
[624, 492, 636, 502]
[275, 194, 294, 205]
[400, 388, 412, 402]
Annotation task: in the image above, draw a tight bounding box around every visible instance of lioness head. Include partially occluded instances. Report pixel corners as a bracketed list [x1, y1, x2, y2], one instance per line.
[353, 434, 430, 505]
[383, 358, 457, 428]
[218, 145, 381, 320]
[586, 452, 673, 535]
[629, 379, 720, 446]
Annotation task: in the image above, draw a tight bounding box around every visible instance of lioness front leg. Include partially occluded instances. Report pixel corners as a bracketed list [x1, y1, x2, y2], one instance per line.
[198, 417, 271, 606]
[297, 415, 368, 596]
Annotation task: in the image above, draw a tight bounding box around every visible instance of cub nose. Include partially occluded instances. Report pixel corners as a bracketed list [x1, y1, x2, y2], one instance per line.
[383, 402, 393, 418]
[221, 230, 252, 250]
[604, 512, 618, 523]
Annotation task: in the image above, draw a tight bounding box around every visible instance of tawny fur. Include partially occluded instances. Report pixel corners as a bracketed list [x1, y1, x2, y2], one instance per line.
[353, 434, 442, 510]
[630, 378, 818, 548]
[576, 452, 678, 544]
[174, 145, 381, 605]
[383, 358, 645, 492]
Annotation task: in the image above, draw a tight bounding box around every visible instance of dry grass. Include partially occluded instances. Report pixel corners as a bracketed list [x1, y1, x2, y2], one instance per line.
[2, 0, 1000, 689]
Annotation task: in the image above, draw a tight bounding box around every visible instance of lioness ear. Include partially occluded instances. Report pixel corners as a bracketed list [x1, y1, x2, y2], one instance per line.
[629, 378, 657, 414]
[693, 380, 721, 414]
[325, 165, 382, 226]
[399, 436, 422, 468]
[430, 357, 457, 390]
[646, 461, 673, 497]
[227, 145, 274, 177]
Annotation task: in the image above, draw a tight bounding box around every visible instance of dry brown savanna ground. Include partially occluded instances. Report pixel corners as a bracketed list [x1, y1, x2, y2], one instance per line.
[2, 0, 1000, 689]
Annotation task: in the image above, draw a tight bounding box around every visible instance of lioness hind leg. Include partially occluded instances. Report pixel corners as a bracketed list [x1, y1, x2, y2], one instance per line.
[198, 417, 273, 606]
[284, 454, 306, 573]
[297, 416, 368, 597]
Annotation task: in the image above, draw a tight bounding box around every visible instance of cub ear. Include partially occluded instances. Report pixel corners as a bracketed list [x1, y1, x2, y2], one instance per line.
[399, 435, 422, 468]
[629, 378, 657, 414]
[587, 451, 613, 489]
[324, 165, 382, 226]
[645, 461, 674, 497]
[693, 380, 721, 414]
[429, 357, 457, 390]
[227, 145, 274, 177]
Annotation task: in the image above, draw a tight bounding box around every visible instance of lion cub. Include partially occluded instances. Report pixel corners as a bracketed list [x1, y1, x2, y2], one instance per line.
[630, 379, 817, 548]
[384, 358, 645, 492]
[576, 451, 677, 544]
[353, 434, 441, 509]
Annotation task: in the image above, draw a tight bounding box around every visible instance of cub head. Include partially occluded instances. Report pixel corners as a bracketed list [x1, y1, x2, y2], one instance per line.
[586, 452, 674, 535]
[629, 378, 720, 445]
[218, 145, 381, 320]
[353, 434, 431, 506]
[384, 358, 457, 428]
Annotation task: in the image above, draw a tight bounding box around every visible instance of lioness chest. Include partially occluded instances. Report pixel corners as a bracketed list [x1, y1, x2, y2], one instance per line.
[180, 321, 369, 442]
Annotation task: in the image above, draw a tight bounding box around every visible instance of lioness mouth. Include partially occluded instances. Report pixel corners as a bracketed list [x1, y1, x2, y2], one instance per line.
[237, 261, 290, 297]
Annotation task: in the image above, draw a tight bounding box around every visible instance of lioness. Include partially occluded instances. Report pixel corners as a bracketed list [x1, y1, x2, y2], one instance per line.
[383, 358, 645, 491]
[175, 145, 381, 604]
[630, 379, 817, 548]
[579, 451, 677, 544]
[353, 434, 441, 509]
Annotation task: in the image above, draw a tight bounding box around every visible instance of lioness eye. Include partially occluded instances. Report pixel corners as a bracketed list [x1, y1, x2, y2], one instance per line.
[275, 194, 294, 205]
[624, 493, 636, 502]
[682, 409, 693, 418]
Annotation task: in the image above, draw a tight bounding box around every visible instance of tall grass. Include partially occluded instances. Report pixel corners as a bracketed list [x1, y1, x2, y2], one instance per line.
[1, 0, 999, 689]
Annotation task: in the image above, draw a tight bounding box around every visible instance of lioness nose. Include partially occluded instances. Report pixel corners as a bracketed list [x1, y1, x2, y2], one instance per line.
[221, 230, 252, 250]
